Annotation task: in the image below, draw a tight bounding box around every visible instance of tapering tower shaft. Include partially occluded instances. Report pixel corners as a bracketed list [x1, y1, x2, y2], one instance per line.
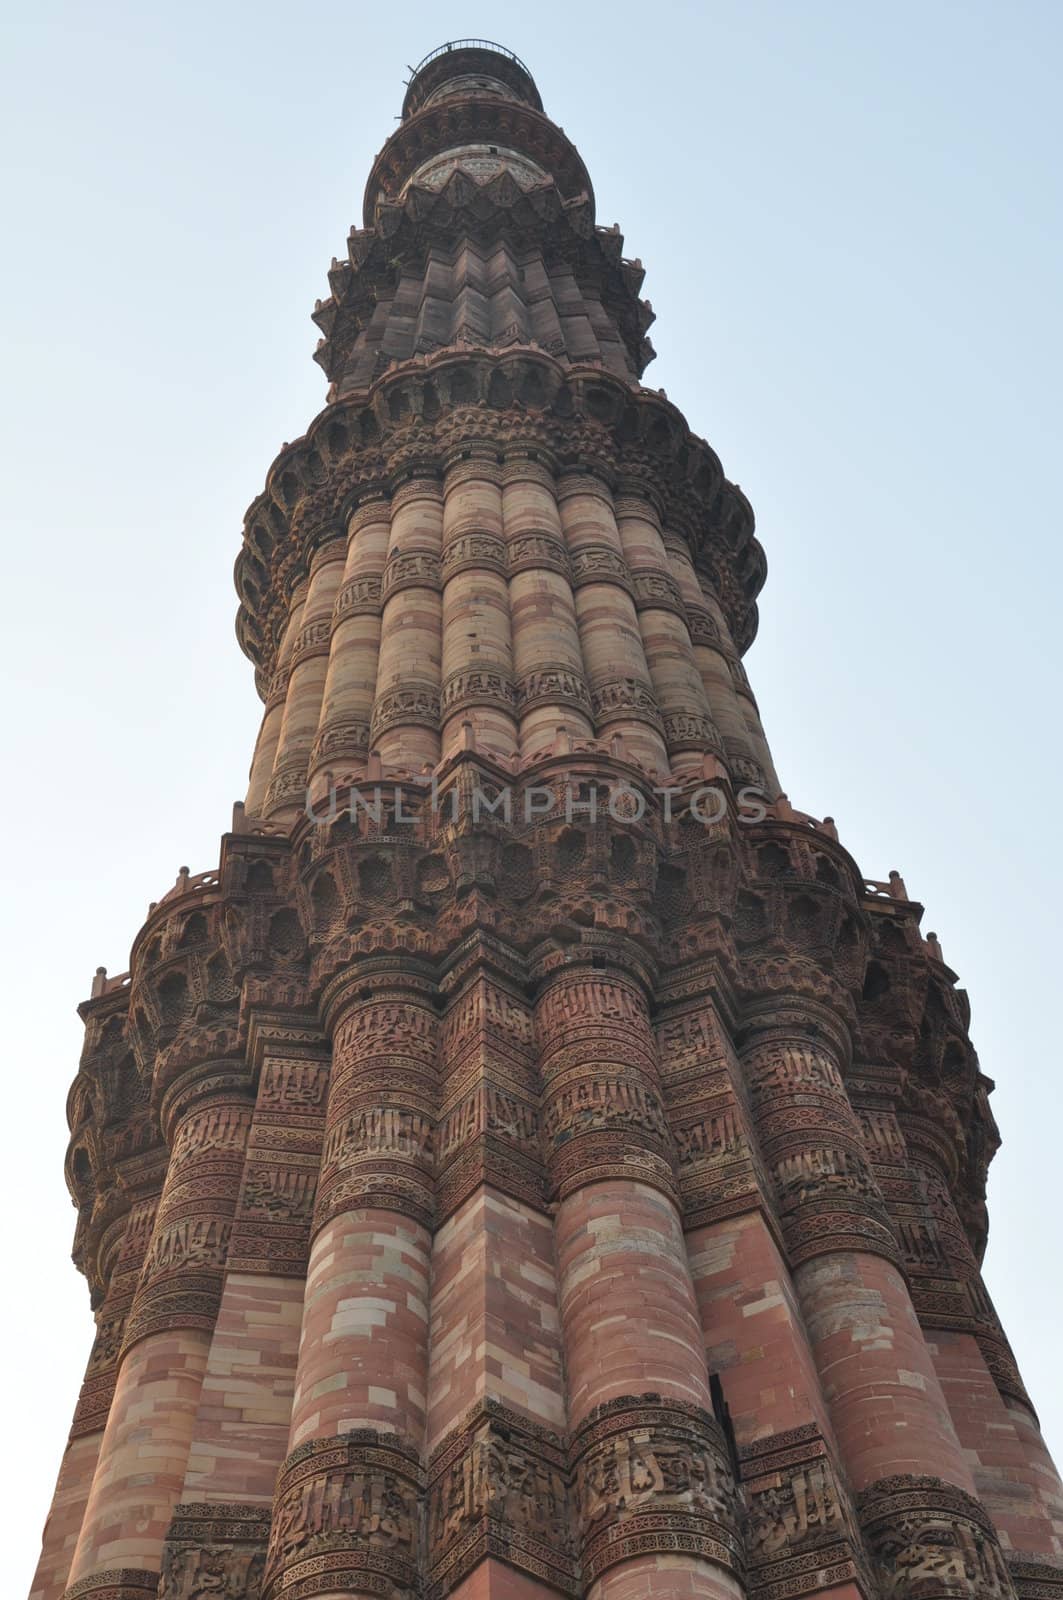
[35, 39, 1063, 1600]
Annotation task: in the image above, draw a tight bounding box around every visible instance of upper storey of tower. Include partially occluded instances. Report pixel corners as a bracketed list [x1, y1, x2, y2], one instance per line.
[234, 43, 767, 700]
[312, 40, 656, 397]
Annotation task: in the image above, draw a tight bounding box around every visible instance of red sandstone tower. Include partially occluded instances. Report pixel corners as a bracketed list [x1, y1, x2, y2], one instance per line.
[33, 40, 1063, 1600]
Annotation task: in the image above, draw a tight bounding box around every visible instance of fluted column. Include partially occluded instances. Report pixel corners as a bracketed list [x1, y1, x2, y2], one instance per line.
[264, 971, 437, 1600]
[181, 1045, 330, 1509]
[424, 958, 572, 1600]
[680, 572, 770, 792]
[308, 495, 390, 787]
[700, 584, 778, 795]
[615, 491, 722, 776]
[557, 472, 669, 775]
[501, 455, 594, 755]
[266, 537, 346, 815]
[31, 1420, 106, 1600]
[655, 993, 866, 1593]
[440, 452, 518, 762]
[245, 582, 307, 815]
[739, 1002, 1012, 1594]
[868, 1102, 1063, 1558]
[931, 1330, 1063, 1560]
[534, 964, 743, 1600]
[31, 1193, 160, 1600]
[371, 477, 443, 770]
[66, 1077, 251, 1594]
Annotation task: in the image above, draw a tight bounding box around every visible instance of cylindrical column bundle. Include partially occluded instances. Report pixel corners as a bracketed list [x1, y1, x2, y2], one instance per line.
[698, 583, 779, 796]
[677, 573, 769, 792]
[740, 1004, 1012, 1593]
[439, 451, 518, 763]
[66, 1078, 252, 1593]
[660, 533, 741, 774]
[501, 455, 594, 756]
[370, 477, 444, 771]
[31, 1193, 160, 1600]
[652, 995, 866, 1591]
[614, 491, 723, 777]
[534, 965, 744, 1600]
[181, 1048, 330, 1511]
[1002, 1401, 1063, 1559]
[875, 1107, 1063, 1557]
[31, 1377, 109, 1600]
[728, 663, 778, 799]
[265, 538, 347, 815]
[308, 494, 390, 786]
[245, 581, 307, 816]
[929, 1329, 1063, 1562]
[423, 963, 573, 1600]
[426, 967, 558, 1444]
[266, 974, 438, 1600]
[557, 471, 669, 776]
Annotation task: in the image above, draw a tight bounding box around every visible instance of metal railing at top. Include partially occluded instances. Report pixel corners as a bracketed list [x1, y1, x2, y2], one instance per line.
[410, 41, 531, 79]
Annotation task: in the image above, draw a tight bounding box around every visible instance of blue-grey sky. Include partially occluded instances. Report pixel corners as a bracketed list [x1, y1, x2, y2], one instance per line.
[3, 2, 1061, 1583]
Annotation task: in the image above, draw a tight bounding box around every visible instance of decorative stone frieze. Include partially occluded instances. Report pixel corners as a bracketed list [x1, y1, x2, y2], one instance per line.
[739, 1425, 866, 1600]
[570, 1396, 743, 1582]
[857, 1475, 1015, 1599]
[264, 1432, 423, 1599]
[427, 1401, 576, 1598]
[159, 1504, 270, 1600]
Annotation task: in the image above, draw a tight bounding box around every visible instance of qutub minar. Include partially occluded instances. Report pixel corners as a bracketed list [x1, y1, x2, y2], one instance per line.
[32, 40, 1063, 1600]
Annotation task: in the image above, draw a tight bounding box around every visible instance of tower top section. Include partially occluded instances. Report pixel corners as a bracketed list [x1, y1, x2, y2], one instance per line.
[361, 38, 590, 228]
[401, 41, 543, 118]
[236, 42, 767, 695]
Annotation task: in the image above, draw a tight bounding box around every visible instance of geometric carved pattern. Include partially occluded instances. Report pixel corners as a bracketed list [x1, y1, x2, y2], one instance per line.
[656, 1001, 763, 1229]
[62, 1576, 160, 1600]
[1008, 1560, 1063, 1600]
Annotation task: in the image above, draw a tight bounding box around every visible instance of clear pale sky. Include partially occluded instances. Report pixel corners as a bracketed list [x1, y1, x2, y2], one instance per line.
[3, 2, 1061, 1585]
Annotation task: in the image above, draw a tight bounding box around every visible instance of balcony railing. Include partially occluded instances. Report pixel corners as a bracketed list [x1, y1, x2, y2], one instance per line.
[410, 40, 531, 79]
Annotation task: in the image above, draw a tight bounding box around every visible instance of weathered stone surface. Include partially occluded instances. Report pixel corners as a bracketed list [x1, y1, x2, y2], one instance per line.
[33, 37, 1063, 1600]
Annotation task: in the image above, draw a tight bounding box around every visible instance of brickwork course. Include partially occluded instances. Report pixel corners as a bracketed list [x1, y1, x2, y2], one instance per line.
[33, 39, 1063, 1600]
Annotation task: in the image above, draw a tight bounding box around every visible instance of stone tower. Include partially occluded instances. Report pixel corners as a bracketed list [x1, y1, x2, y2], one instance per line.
[33, 39, 1063, 1600]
